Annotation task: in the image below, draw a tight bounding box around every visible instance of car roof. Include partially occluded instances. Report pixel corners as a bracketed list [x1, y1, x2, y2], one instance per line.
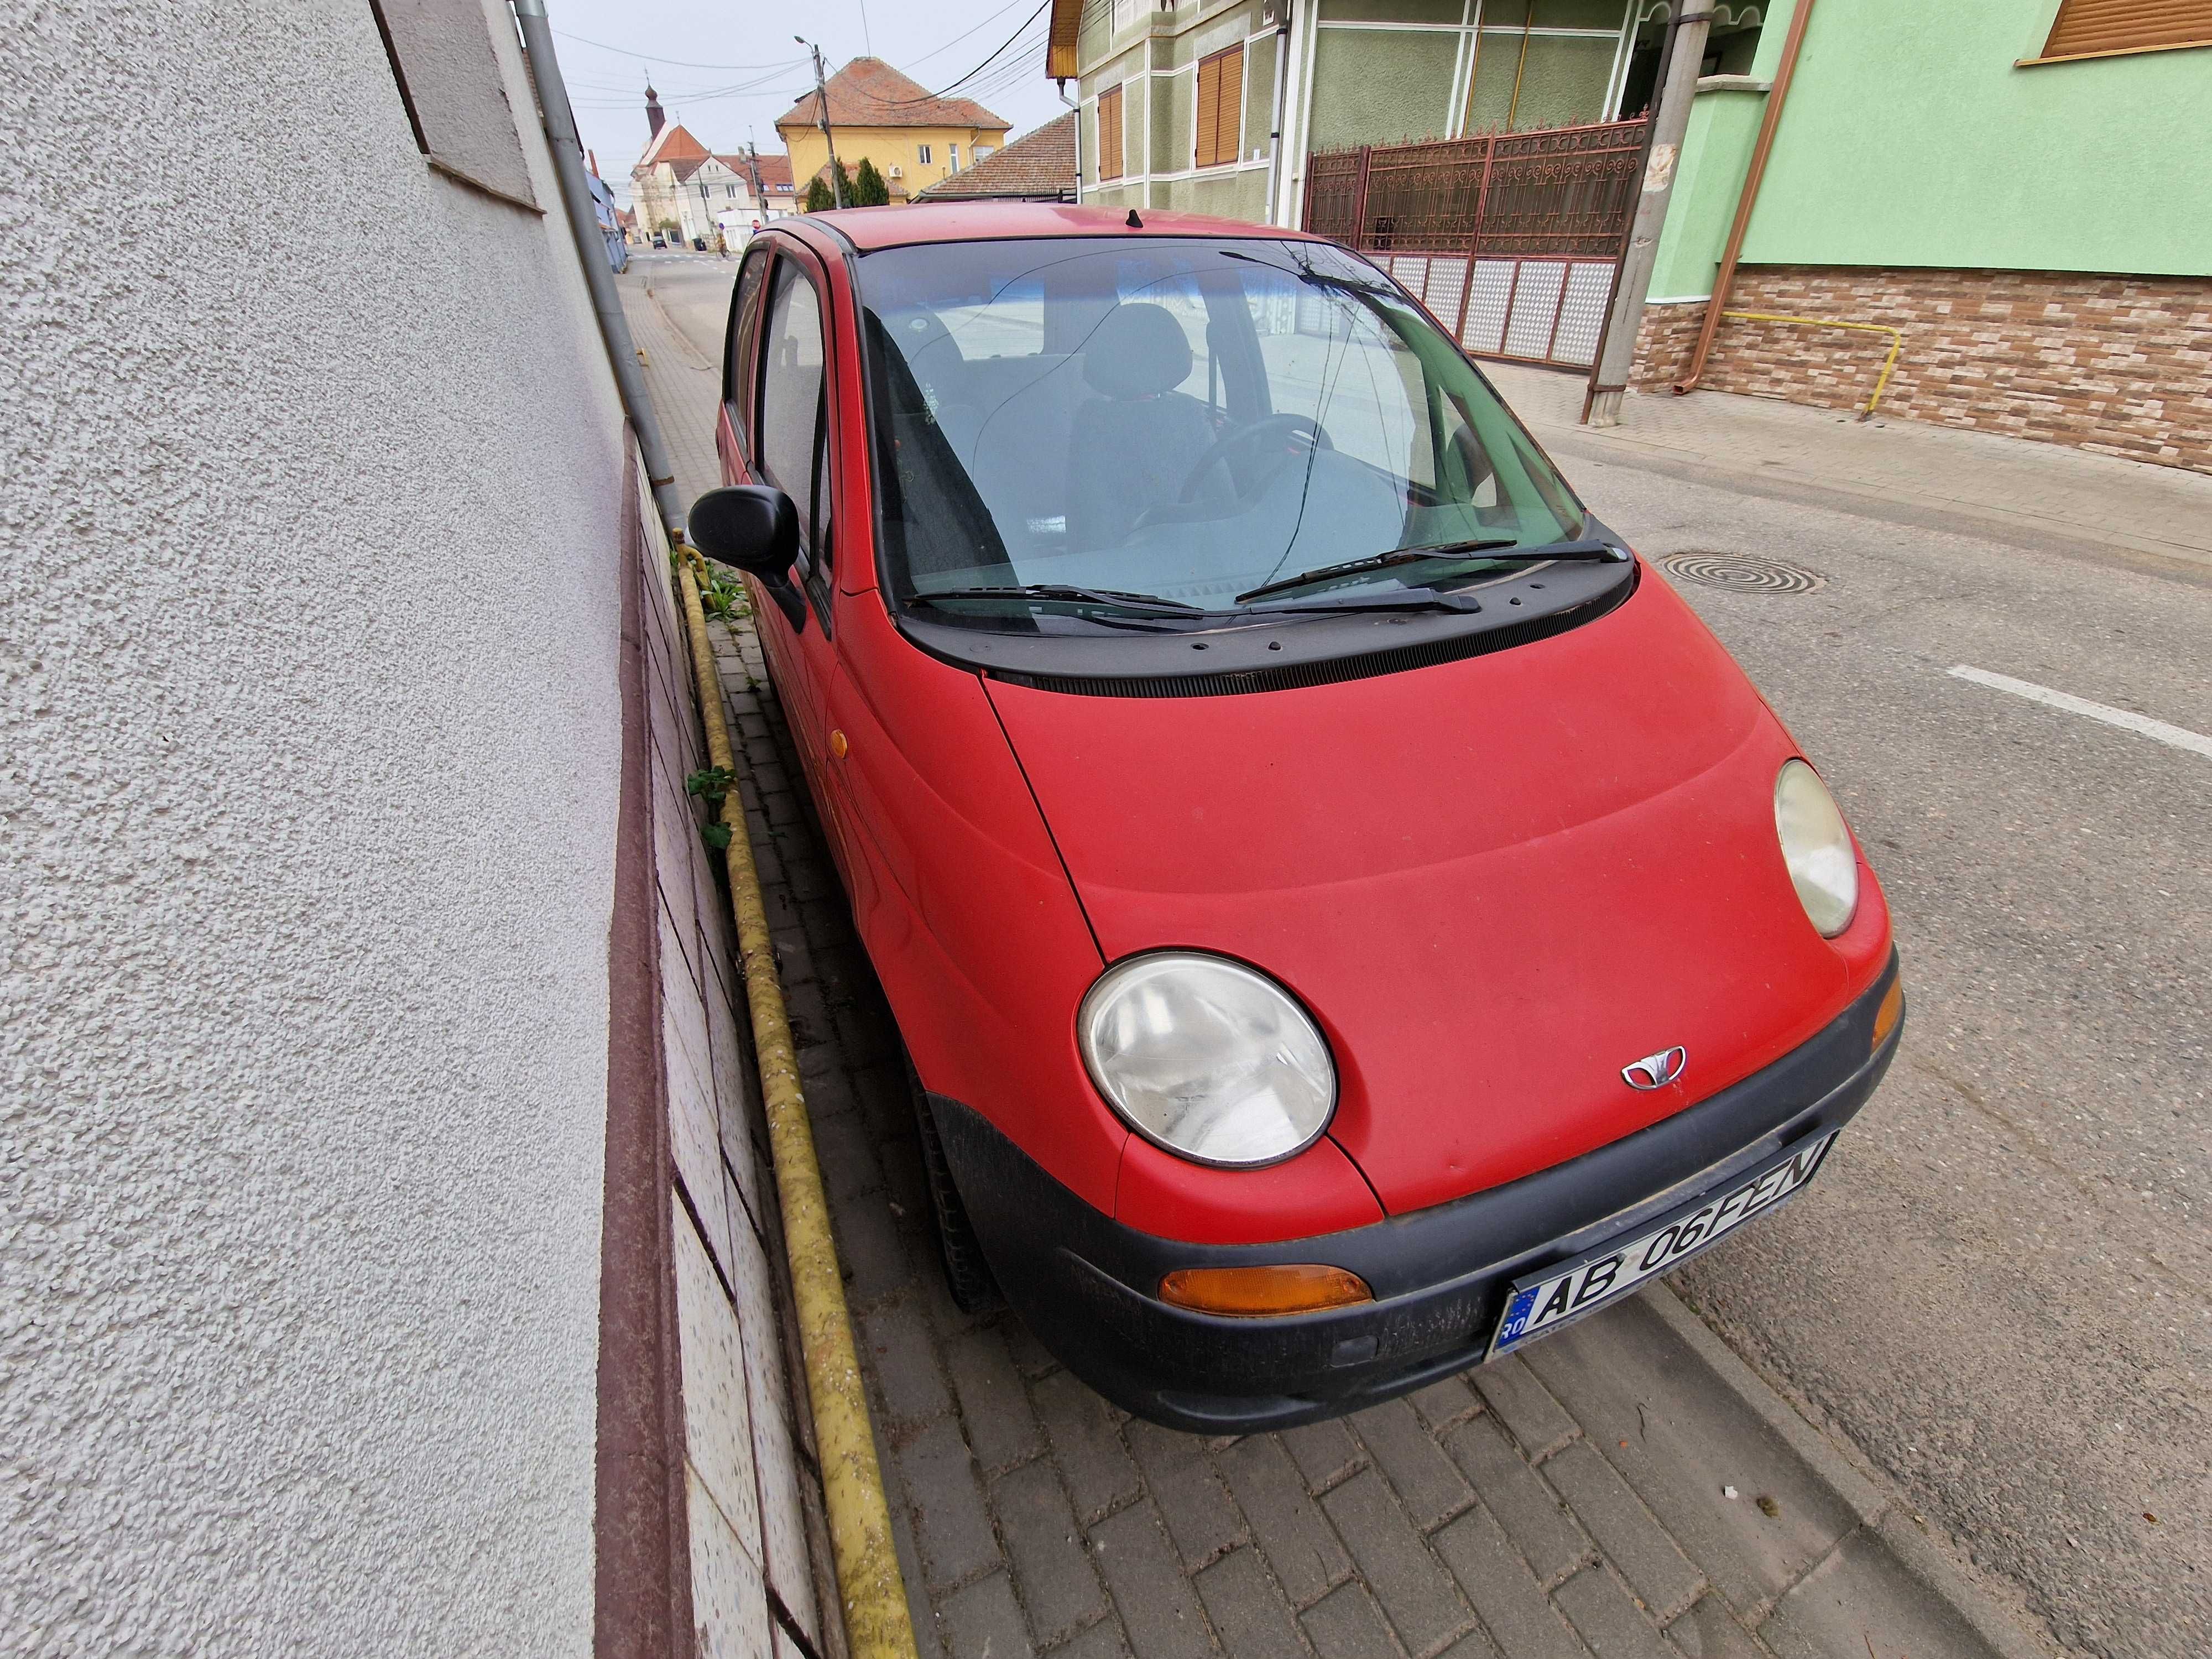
[792, 201, 1329, 253]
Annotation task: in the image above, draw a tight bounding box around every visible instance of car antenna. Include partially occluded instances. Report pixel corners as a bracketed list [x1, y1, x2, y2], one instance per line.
[1125, 208, 1143, 229]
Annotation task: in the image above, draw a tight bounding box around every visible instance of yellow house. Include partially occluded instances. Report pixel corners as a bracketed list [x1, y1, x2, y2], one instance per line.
[774, 58, 1010, 204]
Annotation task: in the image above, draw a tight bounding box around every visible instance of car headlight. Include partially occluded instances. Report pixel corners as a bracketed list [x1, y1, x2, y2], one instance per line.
[1774, 759, 1859, 937]
[1077, 953, 1337, 1167]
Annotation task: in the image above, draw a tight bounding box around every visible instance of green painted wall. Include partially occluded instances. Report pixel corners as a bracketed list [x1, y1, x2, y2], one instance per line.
[1309, 29, 1462, 148]
[1655, 0, 2212, 292]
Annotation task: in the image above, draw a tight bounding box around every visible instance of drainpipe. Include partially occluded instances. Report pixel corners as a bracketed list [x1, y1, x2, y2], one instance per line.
[512, 0, 685, 531]
[1583, 5, 1715, 427]
[1264, 0, 1293, 225]
[1675, 0, 1817, 395]
[1059, 79, 1083, 204]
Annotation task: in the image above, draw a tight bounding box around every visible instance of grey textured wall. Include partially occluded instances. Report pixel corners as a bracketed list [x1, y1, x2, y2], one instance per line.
[4, 2, 628, 1651]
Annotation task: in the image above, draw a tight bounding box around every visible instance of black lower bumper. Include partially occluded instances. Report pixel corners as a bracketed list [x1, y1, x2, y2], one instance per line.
[932, 953, 1902, 1433]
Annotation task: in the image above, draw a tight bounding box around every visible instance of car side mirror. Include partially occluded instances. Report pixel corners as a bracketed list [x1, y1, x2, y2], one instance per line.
[688, 485, 798, 577]
[686, 486, 806, 629]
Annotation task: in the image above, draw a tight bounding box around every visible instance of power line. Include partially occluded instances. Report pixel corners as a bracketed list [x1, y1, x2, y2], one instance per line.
[551, 28, 805, 72]
[859, 0, 1051, 107]
[905, 0, 1038, 68]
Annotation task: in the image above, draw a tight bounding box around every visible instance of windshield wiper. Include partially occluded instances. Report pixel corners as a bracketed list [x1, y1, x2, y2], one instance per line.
[1237, 538, 1627, 604]
[911, 583, 1204, 617]
[1218, 247, 1398, 298]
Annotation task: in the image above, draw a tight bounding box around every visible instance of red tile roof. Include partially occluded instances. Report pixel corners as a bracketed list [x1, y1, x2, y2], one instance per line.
[774, 56, 1010, 135]
[639, 121, 708, 168]
[917, 111, 1077, 201]
[719, 153, 794, 190]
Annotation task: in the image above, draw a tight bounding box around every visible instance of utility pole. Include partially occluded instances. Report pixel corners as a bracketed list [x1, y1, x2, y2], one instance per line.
[797, 38, 848, 208]
[1583, 8, 1713, 427]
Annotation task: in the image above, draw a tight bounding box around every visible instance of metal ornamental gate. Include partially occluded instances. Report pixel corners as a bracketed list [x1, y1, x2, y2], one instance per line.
[1302, 119, 1648, 369]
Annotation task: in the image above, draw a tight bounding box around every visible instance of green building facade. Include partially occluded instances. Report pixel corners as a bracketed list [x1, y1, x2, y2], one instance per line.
[1068, 0, 1773, 223]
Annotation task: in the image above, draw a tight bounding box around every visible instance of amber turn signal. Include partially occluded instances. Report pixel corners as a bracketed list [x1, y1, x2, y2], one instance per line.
[1871, 976, 1904, 1052]
[1159, 1264, 1373, 1318]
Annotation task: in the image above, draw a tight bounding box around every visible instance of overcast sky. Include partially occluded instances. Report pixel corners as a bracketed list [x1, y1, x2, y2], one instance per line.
[545, 0, 1070, 204]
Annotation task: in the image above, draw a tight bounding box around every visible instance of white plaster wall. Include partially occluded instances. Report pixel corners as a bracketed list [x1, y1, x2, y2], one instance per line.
[3, 2, 629, 1651]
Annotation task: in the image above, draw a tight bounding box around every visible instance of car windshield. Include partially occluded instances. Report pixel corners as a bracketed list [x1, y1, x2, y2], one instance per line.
[855, 236, 1587, 620]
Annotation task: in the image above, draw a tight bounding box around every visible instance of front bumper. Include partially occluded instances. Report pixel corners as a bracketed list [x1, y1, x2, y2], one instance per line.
[932, 952, 1902, 1433]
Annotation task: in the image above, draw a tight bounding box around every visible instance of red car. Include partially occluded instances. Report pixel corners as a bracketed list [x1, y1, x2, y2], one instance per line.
[690, 204, 1902, 1432]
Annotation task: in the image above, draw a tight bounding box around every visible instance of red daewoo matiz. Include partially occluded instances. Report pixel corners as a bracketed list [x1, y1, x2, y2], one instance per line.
[690, 205, 1902, 1432]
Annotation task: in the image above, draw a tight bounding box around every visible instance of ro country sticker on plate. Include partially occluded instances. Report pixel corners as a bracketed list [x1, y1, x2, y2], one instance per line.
[1486, 1133, 1838, 1359]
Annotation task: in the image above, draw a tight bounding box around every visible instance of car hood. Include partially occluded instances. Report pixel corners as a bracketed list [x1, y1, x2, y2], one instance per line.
[984, 573, 1867, 1217]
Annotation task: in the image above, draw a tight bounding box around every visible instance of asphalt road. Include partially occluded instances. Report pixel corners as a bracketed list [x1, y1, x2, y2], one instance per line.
[635, 249, 2209, 1658]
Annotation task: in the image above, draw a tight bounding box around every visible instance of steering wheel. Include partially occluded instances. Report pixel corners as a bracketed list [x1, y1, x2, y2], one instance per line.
[1179, 414, 1333, 503]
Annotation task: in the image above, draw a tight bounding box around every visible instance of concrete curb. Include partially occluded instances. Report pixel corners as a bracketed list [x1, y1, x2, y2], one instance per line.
[1645, 1284, 2056, 1659]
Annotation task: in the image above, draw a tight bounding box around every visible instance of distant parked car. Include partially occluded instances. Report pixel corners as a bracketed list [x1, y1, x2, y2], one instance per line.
[691, 236, 707, 251]
[651, 232, 667, 249]
[689, 206, 1903, 1432]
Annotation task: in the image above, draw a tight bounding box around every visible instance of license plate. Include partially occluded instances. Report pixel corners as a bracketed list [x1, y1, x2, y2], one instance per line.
[1486, 1133, 1838, 1359]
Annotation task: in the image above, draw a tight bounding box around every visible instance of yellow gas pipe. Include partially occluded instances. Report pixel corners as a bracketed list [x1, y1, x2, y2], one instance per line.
[672, 544, 920, 1659]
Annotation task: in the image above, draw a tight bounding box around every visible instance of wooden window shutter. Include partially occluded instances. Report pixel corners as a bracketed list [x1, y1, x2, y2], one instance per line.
[1196, 44, 1243, 168]
[2041, 0, 2212, 59]
[1097, 86, 1123, 180]
[1195, 56, 1220, 169]
[1217, 44, 1244, 166]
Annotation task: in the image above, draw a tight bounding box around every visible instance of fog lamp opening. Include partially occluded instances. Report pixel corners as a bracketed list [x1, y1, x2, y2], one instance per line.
[1158, 1264, 1374, 1318]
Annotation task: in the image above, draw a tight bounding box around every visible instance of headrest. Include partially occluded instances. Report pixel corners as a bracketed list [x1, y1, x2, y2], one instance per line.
[1082, 303, 1193, 399]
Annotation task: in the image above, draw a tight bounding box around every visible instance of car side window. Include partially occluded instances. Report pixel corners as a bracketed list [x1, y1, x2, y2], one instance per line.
[757, 258, 832, 593]
[724, 246, 773, 446]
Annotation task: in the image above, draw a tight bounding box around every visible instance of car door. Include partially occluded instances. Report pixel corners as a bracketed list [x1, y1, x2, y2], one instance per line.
[719, 237, 863, 888]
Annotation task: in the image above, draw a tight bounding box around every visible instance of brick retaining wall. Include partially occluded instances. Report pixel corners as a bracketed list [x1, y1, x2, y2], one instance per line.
[1628, 267, 2212, 476]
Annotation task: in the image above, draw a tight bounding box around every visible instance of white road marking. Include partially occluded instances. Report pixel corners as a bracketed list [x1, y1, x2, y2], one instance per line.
[1948, 665, 2212, 759]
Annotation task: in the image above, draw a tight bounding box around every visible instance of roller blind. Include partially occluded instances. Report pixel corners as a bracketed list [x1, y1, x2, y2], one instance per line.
[1097, 86, 1124, 181]
[1196, 44, 1244, 169]
[2041, 0, 2212, 58]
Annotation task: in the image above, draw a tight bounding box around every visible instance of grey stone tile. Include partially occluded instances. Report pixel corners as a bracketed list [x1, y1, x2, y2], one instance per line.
[1472, 1357, 1579, 1462]
[1760, 1527, 2005, 1659]
[1524, 1305, 1861, 1616]
[1091, 1499, 1219, 1659]
[1553, 1567, 1676, 1659]
[831, 1189, 918, 1306]
[1194, 1548, 1310, 1659]
[1319, 1470, 1474, 1658]
[1127, 1421, 1245, 1569]
[1432, 1503, 1591, 1659]
[897, 1415, 999, 1592]
[1001, 1317, 1063, 1381]
[811, 1105, 883, 1202]
[992, 1459, 1108, 1644]
[1302, 1580, 1408, 1659]
[1280, 1418, 1364, 1492]
[945, 1323, 1045, 1474]
[1033, 1370, 1142, 1525]
[1441, 1414, 1592, 1587]
[1216, 1434, 1352, 1607]
[1663, 1594, 1767, 1659]
[1542, 1443, 1704, 1623]
[938, 1571, 1035, 1659]
[862, 1302, 952, 1428]
[1407, 1376, 1484, 1434]
[883, 1448, 945, 1658]
[1353, 1397, 1477, 1533]
[1050, 1619, 1135, 1659]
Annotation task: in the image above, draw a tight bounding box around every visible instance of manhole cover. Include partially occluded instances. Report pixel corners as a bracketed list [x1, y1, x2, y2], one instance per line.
[1658, 551, 1828, 594]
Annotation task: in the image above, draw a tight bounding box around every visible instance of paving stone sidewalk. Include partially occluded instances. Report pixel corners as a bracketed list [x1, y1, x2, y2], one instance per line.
[617, 270, 2048, 1659]
[1484, 362, 2212, 575]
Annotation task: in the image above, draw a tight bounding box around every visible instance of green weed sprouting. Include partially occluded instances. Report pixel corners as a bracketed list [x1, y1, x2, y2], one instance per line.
[701, 822, 733, 851]
[685, 766, 737, 804]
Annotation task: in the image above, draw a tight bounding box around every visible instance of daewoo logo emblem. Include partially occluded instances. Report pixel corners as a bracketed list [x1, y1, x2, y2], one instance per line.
[1621, 1046, 1688, 1090]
